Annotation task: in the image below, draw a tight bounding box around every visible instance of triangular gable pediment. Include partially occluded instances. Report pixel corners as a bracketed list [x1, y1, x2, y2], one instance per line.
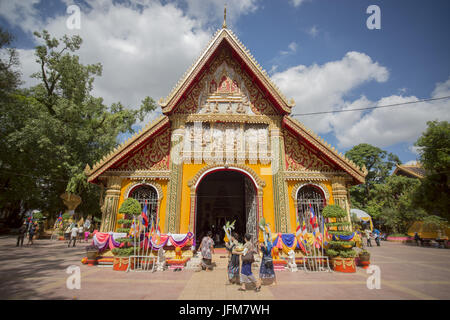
[86, 116, 170, 183]
[283, 116, 367, 184]
[159, 28, 294, 116]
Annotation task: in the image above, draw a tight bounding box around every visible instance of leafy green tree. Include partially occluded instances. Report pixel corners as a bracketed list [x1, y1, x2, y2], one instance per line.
[368, 175, 427, 234]
[413, 121, 450, 220]
[345, 143, 401, 207]
[0, 30, 156, 226]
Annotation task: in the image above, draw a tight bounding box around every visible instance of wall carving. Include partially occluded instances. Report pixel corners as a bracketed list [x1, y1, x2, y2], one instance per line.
[175, 47, 278, 116]
[119, 129, 170, 171]
[284, 130, 333, 172]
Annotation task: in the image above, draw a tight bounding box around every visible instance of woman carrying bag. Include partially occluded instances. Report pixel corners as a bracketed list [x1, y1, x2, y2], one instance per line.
[259, 241, 277, 286]
[235, 233, 261, 292]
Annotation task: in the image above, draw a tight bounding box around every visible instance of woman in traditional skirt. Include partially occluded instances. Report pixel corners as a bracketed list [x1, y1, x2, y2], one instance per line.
[198, 231, 215, 271]
[259, 241, 277, 285]
[225, 232, 240, 284]
[238, 233, 261, 292]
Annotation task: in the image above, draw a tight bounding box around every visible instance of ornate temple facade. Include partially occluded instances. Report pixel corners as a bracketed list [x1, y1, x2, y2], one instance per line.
[85, 25, 367, 244]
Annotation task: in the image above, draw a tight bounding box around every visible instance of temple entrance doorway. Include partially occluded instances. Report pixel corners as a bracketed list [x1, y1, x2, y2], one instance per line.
[195, 170, 257, 248]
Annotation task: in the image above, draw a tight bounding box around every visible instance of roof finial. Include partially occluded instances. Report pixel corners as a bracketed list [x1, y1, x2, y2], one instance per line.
[223, 4, 227, 29]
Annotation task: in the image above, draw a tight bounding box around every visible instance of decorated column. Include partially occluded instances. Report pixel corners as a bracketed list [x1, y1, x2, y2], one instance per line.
[166, 119, 184, 233]
[100, 176, 122, 232]
[270, 125, 290, 233]
[331, 176, 352, 229]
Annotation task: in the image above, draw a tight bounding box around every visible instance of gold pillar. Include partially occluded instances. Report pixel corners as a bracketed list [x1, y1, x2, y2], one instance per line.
[331, 177, 352, 230]
[270, 126, 290, 233]
[100, 176, 122, 232]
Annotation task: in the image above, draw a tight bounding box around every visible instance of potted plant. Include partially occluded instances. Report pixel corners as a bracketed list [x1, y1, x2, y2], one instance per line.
[112, 247, 135, 271]
[117, 198, 142, 234]
[358, 250, 371, 269]
[86, 245, 99, 266]
[323, 204, 357, 273]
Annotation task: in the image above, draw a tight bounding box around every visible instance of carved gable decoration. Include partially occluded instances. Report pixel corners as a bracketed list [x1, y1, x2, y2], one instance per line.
[175, 47, 277, 116]
[284, 129, 333, 171]
[118, 129, 170, 171]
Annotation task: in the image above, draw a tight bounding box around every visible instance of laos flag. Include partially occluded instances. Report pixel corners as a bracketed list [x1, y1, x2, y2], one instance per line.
[141, 200, 149, 228]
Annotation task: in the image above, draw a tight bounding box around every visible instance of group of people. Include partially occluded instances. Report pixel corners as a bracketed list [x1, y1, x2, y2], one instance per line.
[362, 228, 382, 247]
[16, 219, 39, 247]
[197, 231, 276, 292]
[65, 223, 91, 247]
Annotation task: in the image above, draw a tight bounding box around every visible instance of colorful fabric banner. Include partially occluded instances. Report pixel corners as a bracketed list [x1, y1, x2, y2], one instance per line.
[92, 231, 121, 251]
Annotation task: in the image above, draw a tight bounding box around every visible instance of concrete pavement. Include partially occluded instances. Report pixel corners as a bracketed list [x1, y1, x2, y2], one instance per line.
[0, 236, 449, 300]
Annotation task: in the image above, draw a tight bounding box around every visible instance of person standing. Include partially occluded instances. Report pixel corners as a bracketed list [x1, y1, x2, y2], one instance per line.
[414, 232, 422, 246]
[68, 224, 79, 247]
[225, 232, 240, 284]
[27, 222, 37, 246]
[259, 241, 276, 286]
[16, 222, 27, 247]
[364, 229, 372, 247]
[238, 233, 261, 292]
[373, 228, 381, 247]
[198, 231, 215, 271]
[78, 225, 84, 242]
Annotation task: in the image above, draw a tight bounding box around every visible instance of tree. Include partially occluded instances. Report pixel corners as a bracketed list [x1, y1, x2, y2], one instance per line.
[414, 120, 450, 220]
[345, 143, 400, 207]
[0, 30, 157, 226]
[367, 175, 427, 234]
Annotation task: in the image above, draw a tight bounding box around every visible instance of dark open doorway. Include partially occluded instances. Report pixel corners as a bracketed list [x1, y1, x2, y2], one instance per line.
[195, 170, 256, 248]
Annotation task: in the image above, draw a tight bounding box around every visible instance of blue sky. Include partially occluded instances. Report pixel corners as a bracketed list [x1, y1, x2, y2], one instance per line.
[1, 0, 449, 165]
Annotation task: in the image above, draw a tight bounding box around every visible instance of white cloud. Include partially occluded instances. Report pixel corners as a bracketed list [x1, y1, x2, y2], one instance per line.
[272, 51, 449, 150]
[290, 0, 308, 8]
[0, 0, 43, 33]
[333, 81, 450, 148]
[280, 41, 298, 55]
[404, 160, 418, 165]
[5, 0, 261, 114]
[182, 0, 259, 27]
[272, 51, 389, 133]
[308, 25, 318, 38]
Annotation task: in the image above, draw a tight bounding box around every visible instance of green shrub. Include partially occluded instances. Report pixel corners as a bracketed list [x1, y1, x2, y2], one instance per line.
[339, 249, 357, 258]
[32, 212, 44, 221]
[328, 230, 354, 236]
[62, 213, 71, 220]
[116, 238, 133, 244]
[112, 247, 134, 256]
[116, 228, 130, 234]
[117, 219, 132, 226]
[322, 204, 347, 218]
[326, 249, 339, 257]
[328, 241, 356, 248]
[118, 198, 141, 215]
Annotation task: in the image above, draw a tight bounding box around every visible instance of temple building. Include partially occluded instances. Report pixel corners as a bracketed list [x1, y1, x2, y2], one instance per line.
[392, 163, 426, 179]
[85, 21, 367, 246]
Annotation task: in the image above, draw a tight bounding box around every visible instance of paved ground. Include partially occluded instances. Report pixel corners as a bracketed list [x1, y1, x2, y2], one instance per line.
[0, 236, 449, 300]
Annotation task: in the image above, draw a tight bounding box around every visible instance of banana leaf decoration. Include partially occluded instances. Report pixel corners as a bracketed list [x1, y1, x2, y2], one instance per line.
[223, 220, 236, 245]
[259, 218, 272, 246]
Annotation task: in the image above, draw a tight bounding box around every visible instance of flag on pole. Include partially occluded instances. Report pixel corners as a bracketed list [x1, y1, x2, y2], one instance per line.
[129, 218, 136, 238]
[301, 220, 307, 236]
[309, 203, 317, 227]
[295, 214, 301, 237]
[141, 200, 149, 228]
[56, 212, 63, 228]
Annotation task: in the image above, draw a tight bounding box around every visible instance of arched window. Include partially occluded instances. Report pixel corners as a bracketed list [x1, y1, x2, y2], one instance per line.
[129, 184, 158, 226]
[296, 185, 326, 232]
